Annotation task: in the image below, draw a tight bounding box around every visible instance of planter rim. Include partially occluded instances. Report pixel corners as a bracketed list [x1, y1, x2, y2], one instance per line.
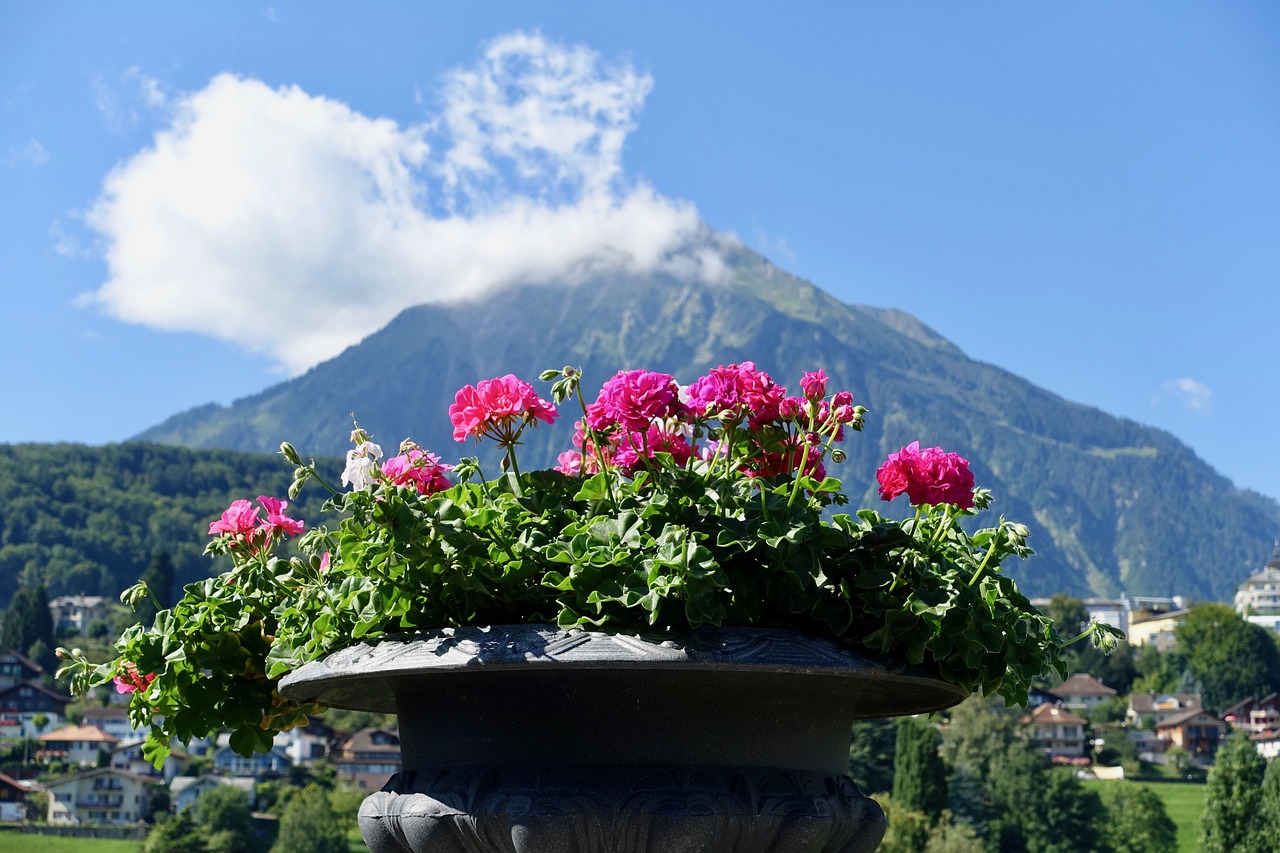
[278, 624, 968, 715]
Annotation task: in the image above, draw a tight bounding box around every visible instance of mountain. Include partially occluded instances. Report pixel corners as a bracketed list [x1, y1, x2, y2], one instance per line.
[136, 240, 1280, 602]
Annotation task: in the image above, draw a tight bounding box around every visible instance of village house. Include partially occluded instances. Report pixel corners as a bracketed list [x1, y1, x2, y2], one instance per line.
[47, 595, 111, 634]
[1222, 694, 1280, 733]
[1235, 549, 1280, 634]
[109, 738, 187, 782]
[169, 775, 257, 813]
[0, 648, 43, 688]
[1126, 691, 1202, 729]
[0, 648, 71, 737]
[1126, 609, 1188, 651]
[1026, 686, 1063, 708]
[1053, 673, 1117, 712]
[0, 678, 70, 738]
[1155, 708, 1227, 761]
[0, 771, 29, 822]
[211, 739, 293, 777]
[1021, 703, 1088, 759]
[45, 766, 155, 825]
[38, 723, 120, 766]
[275, 715, 342, 764]
[1254, 729, 1280, 761]
[335, 727, 401, 792]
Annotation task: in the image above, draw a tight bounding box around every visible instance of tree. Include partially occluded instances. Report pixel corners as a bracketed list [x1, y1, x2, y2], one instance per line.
[1132, 643, 1188, 695]
[937, 695, 1021, 835]
[270, 784, 347, 853]
[871, 793, 930, 853]
[1177, 603, 1280, 710]
[923, 815, 984, 853]
[1200, 730, 1269, 852]
[893, 715, 947, 822]
[1097, 783, 1177, 853]
[987, 751, 1104, 853]
[1165, 745, 1191, 776]
[136, 549, 176, 625]
[1261, 755, 1280, 842]
[144, 809, 206, 853]
[848, 718, 897, 795]
[195, 784, 253, 853]
[2, 584, 53, 663]
[938, 695, 1020, 782]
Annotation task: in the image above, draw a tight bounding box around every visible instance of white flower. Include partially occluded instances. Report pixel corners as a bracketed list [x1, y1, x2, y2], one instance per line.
[341, 441, 383, 490]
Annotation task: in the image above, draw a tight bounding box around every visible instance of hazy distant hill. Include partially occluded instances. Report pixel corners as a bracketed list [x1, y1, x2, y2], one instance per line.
[135, 240, 1279, 602]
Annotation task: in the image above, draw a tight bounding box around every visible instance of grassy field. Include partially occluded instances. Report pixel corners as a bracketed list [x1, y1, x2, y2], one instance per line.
[0, 834, 140, 853]
[1083, 778, 1206, 853]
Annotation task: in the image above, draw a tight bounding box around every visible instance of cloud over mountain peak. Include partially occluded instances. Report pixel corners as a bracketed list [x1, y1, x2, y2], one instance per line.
[81, 32, 712, 375]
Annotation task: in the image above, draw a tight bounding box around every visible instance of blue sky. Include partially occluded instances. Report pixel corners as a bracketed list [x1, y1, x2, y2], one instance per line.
[3, 3, 1278, 503]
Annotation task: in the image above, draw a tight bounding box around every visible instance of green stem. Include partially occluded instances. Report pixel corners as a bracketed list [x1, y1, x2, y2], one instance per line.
[968, 527, 1002, 586]
[307, 466, 342, 497]
[1062, 620, 1098, 648]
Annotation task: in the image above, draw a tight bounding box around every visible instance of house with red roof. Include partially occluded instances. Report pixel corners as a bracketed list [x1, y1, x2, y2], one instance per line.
[38, 724, 120, 766]
[1156, 708, 1226, 761]
[1021, 703, 1088, 759]
[1053, 673, 1117, 712]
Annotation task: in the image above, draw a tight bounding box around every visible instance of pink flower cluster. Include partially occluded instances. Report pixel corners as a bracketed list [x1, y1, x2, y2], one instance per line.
[113, 663, 155, 695]
[686, 361, 786, 427]
[381, 448, 453, 496]
[449, 374, 558, 443]
[553, 363, 862, 481]
[876, 442, 975, 509]
[208, 496, 305, 550]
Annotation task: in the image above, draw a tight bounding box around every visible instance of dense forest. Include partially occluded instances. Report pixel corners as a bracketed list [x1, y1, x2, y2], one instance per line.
[0, 442, 335, 609]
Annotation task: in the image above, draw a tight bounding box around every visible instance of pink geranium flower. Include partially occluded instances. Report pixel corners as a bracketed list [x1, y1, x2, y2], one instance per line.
[611, 423, 695, 476]
[381, 449, 453, 496]
[800, 369, 827, 402]
[876, 442, 975, 509]
[554, 450, 583, 476]
[687, 362, 785, 427]
[208, 499, 260, 537]
[449, 375, 558, 442]
[593, 369, 685, 432]
[113, 663, 155, 695]
[257, 495, 305, 537]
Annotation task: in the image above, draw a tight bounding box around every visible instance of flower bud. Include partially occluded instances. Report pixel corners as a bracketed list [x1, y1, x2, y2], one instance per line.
[279, 442, 301, 465]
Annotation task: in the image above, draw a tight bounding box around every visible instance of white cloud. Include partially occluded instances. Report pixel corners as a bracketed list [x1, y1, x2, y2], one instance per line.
[92, 67, 169, 132]
[3, 138, 49, 167]
[80, 32, 711, 375]
[1153, 378, 1212, 414]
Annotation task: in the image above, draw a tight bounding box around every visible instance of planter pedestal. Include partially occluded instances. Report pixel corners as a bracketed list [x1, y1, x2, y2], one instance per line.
[280, 625, 966, 853]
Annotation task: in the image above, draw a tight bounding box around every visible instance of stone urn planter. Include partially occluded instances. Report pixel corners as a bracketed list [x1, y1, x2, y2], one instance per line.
[279, 625, 967, 853]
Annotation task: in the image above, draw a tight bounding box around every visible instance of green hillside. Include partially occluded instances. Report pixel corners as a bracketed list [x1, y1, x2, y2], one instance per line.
[74, 241, 1280, 601]
[0, 442, 334, 607]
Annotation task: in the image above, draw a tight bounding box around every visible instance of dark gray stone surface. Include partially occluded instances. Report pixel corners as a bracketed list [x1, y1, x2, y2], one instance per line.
[280, 626, 966, 852]
[360, 766, 886, 853]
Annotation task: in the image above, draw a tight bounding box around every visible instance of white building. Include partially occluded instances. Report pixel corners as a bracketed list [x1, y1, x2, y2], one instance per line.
[45, 767, 154, 825]
[1235, 550, 1280, 634]
[47, 595, 110, 633]
[1030, 595, 1186, 640]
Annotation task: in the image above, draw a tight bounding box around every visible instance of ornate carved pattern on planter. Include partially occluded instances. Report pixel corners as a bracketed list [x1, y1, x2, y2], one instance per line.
[359, 766, 885, 853]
